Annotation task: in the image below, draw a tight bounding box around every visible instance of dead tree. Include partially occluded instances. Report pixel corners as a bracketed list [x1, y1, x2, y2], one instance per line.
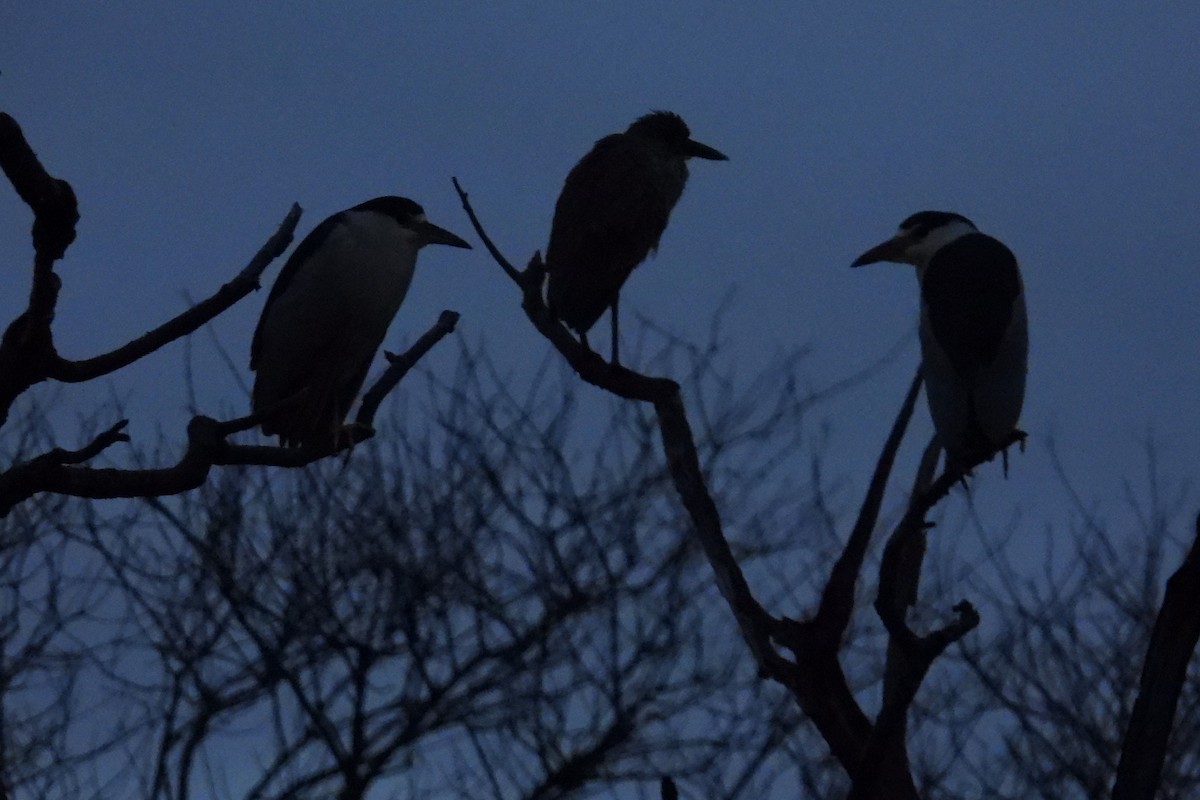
[453, 176, 1200, 800]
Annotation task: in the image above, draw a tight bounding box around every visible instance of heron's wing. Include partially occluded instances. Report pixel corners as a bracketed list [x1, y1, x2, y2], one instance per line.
[545, 135, 680, 332]
[253, 326, 378, 447]
[250, 211, 347, 371]
[920, 233, 1022, 378]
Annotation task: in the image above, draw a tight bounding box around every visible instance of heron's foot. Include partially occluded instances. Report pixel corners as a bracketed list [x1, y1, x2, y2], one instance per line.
[333, 421, 373, 459]
[999, 429, 1027, 477]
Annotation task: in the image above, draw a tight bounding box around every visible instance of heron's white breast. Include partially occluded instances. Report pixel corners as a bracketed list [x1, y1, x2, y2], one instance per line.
[281, 211, 418, 329]
[256, 210, 421, 378]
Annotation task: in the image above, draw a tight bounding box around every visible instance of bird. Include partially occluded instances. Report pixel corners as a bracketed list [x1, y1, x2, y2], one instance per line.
[250, 195, 471, 448]
[545, 111, 728, 364]
[852, 211, 1027, 473]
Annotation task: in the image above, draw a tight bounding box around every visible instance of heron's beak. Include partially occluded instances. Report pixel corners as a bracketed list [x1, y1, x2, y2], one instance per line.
[851, 236, 907, 267]
[683, 139, 729, 161]
[418, 221, 472, 249]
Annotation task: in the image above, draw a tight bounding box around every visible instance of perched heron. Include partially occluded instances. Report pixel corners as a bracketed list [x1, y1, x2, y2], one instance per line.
[251, 196, 471, 448]
[545, 111, 728, 363]
[852, 211, 1027, 472]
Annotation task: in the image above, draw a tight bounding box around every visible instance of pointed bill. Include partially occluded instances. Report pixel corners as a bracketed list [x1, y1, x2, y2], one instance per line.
[418, 220, 472, 249]
[851, 236, 906, 267]
[683, 139, 729, 161]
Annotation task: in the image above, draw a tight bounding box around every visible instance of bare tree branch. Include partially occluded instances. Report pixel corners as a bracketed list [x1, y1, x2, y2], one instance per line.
[1112, 511, 1200, 800]
[815, 368, 923, 642]
[0, 112, 307, 428]
[356, 309, 460, 425]
[0, 112, 79, 426]
[0, 112, 460, 515]
[47, 203, 303, 383]
[452, 177, 785, 681]
[769, 383, 927, 800]
[0, 192, 301, 426]
[0, 312, 455, 516]
[847, 432, 1032, 800]
[0, 112, 78, 263]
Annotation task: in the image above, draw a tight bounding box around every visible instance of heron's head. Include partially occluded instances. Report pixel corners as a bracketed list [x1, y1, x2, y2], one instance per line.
[851, 211, 977, 271]
[352, 196, 472, 250]
[626, 111, 728, 162]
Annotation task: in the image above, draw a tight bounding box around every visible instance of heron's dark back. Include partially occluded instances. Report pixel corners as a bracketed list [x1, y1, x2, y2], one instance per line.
[546, 132, 688, 333]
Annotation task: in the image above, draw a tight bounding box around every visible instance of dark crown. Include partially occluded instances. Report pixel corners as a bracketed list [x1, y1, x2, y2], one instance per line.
[899, 210, 976, 238]
[625, 111, 692, 144]
[352, 196, 425, 224]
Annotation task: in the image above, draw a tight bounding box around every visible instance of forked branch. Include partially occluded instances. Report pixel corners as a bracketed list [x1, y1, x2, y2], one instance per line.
[452, 176, 784, 676]
[0, 113, 308, 427]
[0, 310, 456, 516]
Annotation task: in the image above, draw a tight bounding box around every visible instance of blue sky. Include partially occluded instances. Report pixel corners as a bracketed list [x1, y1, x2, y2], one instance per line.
[6, 4, 1200, 797]
[3, 5, 1199, 596]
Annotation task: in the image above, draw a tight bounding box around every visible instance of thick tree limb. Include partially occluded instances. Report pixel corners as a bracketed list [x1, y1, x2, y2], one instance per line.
[0, 112, 78, 263]
[0, 152, 301, 426]
[452, 177, 784, 676]
[1111, 512, 1200, 800]
[769, 376, 924, 799]
[0, 112, 79, 426]
[0, 312, 455, 517]
[454, 176, 1028, 800]
[48, 203, 303, 383]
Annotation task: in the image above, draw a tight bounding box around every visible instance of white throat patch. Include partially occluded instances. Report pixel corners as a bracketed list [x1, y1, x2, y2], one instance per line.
[903, 219, 977, 271]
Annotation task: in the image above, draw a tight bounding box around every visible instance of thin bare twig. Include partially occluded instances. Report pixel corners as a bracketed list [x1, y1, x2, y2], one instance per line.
[356, 309, 460, 425]
[48, 204, 303, 383]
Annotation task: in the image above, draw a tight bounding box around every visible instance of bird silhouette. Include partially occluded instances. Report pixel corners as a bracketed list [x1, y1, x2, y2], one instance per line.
[546, 111, 727, 364]
[251, 196, 471, 447]
[853, 211, 1027, 473]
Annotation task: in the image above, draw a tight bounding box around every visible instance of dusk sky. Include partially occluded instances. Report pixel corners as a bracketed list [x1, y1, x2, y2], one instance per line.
[2, 4, 1199, 790]
[6, 7, 1200, 558]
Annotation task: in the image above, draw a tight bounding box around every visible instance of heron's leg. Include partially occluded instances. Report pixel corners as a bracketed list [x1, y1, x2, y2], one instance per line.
[610, 296, 621, 365]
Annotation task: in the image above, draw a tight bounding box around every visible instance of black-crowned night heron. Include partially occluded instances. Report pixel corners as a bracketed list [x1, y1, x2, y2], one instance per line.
[546, 111, 727, 364]
[852, 211, 1027, 472]
[251, 196, 471, 447]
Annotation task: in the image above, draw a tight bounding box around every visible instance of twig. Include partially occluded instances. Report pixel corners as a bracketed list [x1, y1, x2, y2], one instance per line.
[46, 420, 131, 464]
[48, 203, 303, 382]
[452, 177, 524, 286]
[356, 310, 460, 425]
